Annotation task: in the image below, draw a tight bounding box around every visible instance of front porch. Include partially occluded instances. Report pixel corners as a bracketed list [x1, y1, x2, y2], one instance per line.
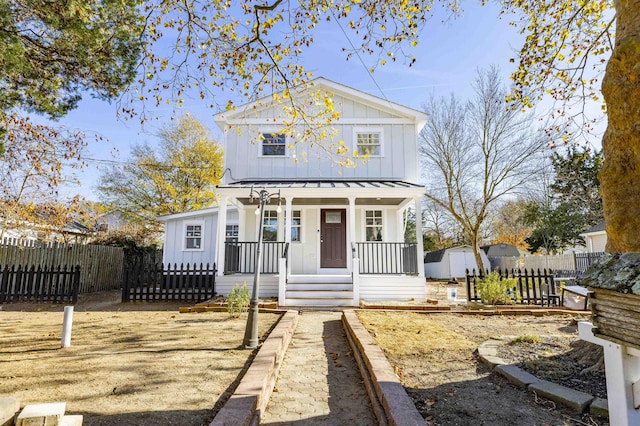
[213, 179, 427, 306]
[219, 240, 423, 306]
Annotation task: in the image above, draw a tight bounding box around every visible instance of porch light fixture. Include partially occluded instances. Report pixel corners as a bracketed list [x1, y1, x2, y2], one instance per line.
[243, 186, 282, 349]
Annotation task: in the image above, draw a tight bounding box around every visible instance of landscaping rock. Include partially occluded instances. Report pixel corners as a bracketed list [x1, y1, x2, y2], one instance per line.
[529, 380, 594, 412]
[589, 397, 609, 417]
[495, 365, 540, 389]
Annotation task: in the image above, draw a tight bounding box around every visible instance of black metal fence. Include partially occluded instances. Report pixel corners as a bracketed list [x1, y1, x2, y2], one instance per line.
[223, 241, 286, 274]
[123, 263, 216, 302]
[466, 268, 557, 305]
[0, 264, 81, 303]
[356, 242, 418, 275]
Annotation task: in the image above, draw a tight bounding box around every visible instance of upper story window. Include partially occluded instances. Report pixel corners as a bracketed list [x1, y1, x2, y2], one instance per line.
[261, 133, 286, 156]
[262, 210, 279, 242]
[355, 129, 382, 157]
[184, 222, 204, 250]
[365, 210, 383, 241]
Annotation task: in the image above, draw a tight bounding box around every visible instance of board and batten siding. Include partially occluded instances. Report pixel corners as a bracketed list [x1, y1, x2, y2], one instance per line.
[162, 210, 239, 267]
[223, 94, 419, 182]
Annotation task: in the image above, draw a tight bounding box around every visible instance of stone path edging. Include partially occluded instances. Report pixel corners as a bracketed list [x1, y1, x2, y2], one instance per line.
[210, 310, 298, 426]
[478, 339, 607, 417]
[342, 310, 424, 426]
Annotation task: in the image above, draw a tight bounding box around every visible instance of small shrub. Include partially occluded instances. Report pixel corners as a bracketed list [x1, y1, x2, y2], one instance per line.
[227, 284, 250, 318]
[511, 334, 543, 344]
[476, 272, 518, 305]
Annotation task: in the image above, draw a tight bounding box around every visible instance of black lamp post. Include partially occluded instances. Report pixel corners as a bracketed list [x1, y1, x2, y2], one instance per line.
[243, 186, 281, 349]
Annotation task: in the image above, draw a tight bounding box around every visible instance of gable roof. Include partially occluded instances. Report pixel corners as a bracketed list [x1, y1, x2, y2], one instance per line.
[424, 245, 474, 263]
[583, 220, 606, 235]
[214, 77, 428, 129]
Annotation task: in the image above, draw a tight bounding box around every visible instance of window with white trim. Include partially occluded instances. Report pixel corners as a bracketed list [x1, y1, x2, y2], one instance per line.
[184, 223, 203, 250]
[288, 210, 301, 242]
[356, 131, 382, 156]
[261, 133, 286, 156]
[365, 210, 383, 241]
[262, 210, 278, 242]
[225, 224, 239, 242]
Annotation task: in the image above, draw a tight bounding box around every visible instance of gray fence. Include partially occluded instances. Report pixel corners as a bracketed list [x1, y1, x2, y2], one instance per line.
[489, 252, 605, 273]
[0, 242, 124, 293]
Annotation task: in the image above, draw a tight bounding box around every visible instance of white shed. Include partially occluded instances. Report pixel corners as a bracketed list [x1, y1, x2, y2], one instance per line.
[424, 245, 490, 279]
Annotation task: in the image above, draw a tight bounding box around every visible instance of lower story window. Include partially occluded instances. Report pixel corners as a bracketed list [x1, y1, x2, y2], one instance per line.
[365, 210, 383, 241]
[226, 224, 239, 242]
[290, 210, 301, 242]
[185, 224, 202, 249]
[262, 210, 278, 242]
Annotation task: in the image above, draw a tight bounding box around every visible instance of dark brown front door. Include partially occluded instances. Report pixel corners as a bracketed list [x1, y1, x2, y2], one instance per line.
[320, 209, 347, 268]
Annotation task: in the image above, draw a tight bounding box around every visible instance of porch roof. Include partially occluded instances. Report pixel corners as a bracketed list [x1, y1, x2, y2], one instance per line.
[216, 179, 425, 206]
[218, 179, 424, 190]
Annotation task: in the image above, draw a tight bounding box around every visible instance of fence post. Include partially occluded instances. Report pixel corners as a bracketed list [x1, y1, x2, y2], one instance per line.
[72, 265, 80, 303]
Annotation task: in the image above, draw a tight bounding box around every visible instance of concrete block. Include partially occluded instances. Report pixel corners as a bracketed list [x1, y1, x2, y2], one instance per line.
[589, 397, 609, 417]
[495, 365, 540, 389]
[59, 415, 83, 426]
[0, 397, 20, 426]
[529, 380, 594, 412]
[210, 392, 258, 426]
[16, 402, 66, 426]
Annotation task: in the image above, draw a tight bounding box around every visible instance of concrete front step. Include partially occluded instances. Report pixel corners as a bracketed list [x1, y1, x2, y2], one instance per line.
[285, 298, 355, 307]
[286, 290, 353, 299]
[287, 274, 351, 284]
[286, 283, 352, 291]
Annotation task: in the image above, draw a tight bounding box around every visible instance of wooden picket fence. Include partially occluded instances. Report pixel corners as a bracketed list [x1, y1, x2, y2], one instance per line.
[0, 243, 124, 293]
[123, 263, 217, 303]
[0, 264, 81, 304]
[465, 268, 558, 306]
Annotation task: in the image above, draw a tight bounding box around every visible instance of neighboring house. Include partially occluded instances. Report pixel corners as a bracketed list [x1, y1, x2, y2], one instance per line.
[0, 217, 92, 245]
[159, 78, 427, 306]
[481, 243, 528, 257]
[424, 245, 490, 279]
[580, 221, 607, 253]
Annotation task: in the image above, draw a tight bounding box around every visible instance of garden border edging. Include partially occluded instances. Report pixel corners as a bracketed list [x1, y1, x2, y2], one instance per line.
[478, 339, 607, 417]
[342, 310, 424, 426]
[210, 310, 298, 426]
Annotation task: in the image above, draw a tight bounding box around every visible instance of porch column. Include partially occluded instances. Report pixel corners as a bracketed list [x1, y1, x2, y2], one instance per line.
[414, 196, 425, 278]
[284, 196, 292, 276]
[284, 197, 292, 244]
[216, 196, 228, 277]
[347, 197, 356, 265]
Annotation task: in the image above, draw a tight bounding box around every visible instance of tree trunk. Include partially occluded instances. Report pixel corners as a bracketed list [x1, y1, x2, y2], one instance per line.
[470, 236, 485, 274]
[600, 0, 640, 252]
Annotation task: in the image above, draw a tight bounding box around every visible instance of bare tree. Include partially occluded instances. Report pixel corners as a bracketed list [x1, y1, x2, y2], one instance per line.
[419, 66, 548, 272]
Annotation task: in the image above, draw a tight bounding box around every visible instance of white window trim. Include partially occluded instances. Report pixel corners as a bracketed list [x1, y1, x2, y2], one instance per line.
[353, 127, 384, 158]
[289, 209, 303, 243]
[261, 209, 279, 242]
[183, 220, 205, 251]
[258, 130, 290, 158]
[225, 223, 239, 240]
[363, 209, 384, 242]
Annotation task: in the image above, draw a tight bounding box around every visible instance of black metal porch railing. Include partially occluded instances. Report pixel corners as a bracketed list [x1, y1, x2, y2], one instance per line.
[356, 242, 418, 275]
[224, 241, 286, 274]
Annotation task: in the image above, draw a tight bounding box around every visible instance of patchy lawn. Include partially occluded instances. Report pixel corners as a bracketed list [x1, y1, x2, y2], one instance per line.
[0, 292, 279, 426]
[357, 311, 608, 426]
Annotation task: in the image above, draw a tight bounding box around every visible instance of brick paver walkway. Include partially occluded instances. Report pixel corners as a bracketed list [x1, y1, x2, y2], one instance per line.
[261, 311, 376, 425]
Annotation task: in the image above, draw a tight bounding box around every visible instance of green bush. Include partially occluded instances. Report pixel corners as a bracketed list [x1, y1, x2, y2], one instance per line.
[475, 272, 518, 305]
[227, 284, 250, 318]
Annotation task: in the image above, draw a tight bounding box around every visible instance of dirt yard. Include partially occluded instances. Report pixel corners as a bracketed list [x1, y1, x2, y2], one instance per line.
[358, 311, 609, 426]
[0, 291, 279, 426]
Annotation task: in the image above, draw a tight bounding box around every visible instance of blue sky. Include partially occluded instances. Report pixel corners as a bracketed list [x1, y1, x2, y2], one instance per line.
[45, 2, 602, 201]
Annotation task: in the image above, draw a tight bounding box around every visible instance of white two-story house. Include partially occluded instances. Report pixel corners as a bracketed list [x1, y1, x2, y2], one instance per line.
[158, 78, 427, 306]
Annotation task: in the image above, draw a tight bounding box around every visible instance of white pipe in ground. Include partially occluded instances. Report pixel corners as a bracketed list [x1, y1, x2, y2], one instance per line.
[61, 306, 74, 348]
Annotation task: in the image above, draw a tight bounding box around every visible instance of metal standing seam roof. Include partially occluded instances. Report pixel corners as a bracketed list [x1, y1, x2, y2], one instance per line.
[219, 179, 425, 190]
